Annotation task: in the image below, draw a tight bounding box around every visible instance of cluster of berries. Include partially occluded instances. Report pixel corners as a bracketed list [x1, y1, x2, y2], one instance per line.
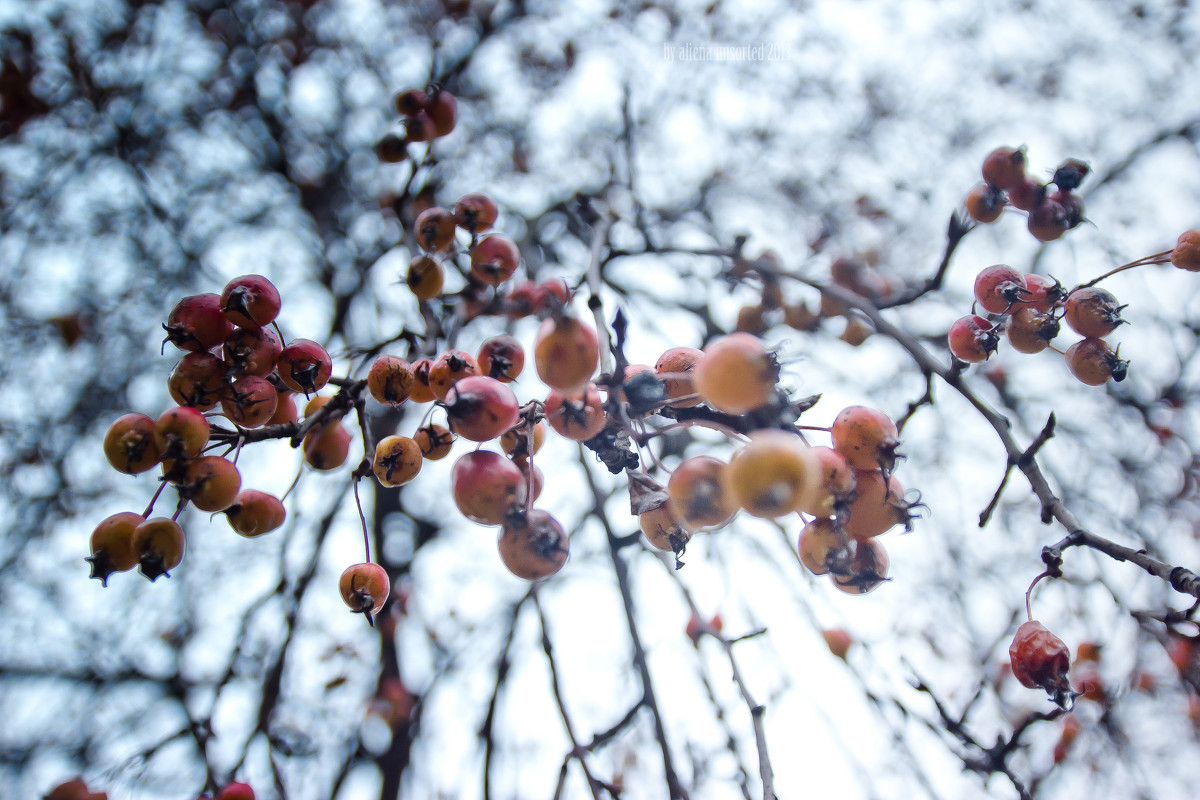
[89, 274, 333, 585]
[965, 146, 1088, 242]
[375, 84, 458, 163]
[949, 228, 1200, 384]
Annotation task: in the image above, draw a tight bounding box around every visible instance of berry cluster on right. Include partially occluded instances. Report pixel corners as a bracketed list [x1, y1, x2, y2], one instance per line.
[964, 146, 1088, 242]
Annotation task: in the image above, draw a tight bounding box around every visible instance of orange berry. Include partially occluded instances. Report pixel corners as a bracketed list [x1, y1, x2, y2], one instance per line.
[724, 430, 818, 519]
[692, 333, 776, 414]
[87, 512, 143, 585]
[339, 562, 390, 618]
[104, 413, 162, 475]
[534, 315, 599, 394]
[497, 509, 569, 580]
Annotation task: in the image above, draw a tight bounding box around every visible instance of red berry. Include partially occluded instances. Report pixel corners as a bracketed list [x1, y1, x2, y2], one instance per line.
[277, 339, 333, 395]
[948, 314, 999, 363]
[132, 517, 185, 581]
[798, 517, 842, 576]
[1064, 286, 1125, 338]
[428, 349, 480, 400]
[451, 450, 527, 525]
[1009, 620, 1073, 703]
[443, 375, 521, 442]
[406, 255, 445, 300]
[180, 455, 242, 512]
[104, 413, 162, 475]
[667, 455, 738, 532]
[415, 207, 457, 253]
[1006, 307, 1059, 354]
[1013, 273, 1065, 313]
[394, 88, 429, 116]
[220, 375, 279, 428]
[427, 86, 457, 136]
[544, 383, 607, 441]
[497, 509, 569, 580]
[87, 512, 143, 585]
[469, 235, 521, 286]
[973, 264, 1028, 314]
[163, 293, 234, 352]
[453, 193, 499, 233]
[375, 133, 408, 163]
[222, 326, 281, 378]
[534, 315, 599, 394]
[220, 275, 281, 328]
[1051, 158, 1089, 191]
[981, 146, 1027, 191]
[477, 335, 525, 382]
[655, 346, 704, 408]
[830, 539, 890, 595]
[830, 406, 900, 472]
[303, 423, 352, 470]
[168, 352, 228, 411]
[841, 469, 913, 540]
[1007, 176, 1045, 212]
[414, 423, 455, 460]
[1065, 338, 1128, 385]
[724, 430, 818, 519]
[367, 355, 415, 406]
[1172, 229, 1200, 272]
[339, 562, 389, 618]
[224, 490, 287, 537]
[965, 182, 1005, 223]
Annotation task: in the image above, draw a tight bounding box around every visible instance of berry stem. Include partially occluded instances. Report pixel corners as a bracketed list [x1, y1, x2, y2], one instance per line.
[1078, 249, 1173, 288]
[1024, 570, 1051, 622]
[353, 479, 372, 563]
[141, 481, 167, 518]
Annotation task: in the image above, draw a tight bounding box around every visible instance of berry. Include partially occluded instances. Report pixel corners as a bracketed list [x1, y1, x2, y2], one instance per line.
[724, 430, 818, 519]
[1007, 177, 1045, 212]
[132, 517, 185, 580]
[451, 450, 527, 525]
[277, 339, 333, 395]
[415, 207, 457, 253]
[1027, 194, 1072, 242]
[375, 133, 408, 163]
[406, 255, 445, 300]
[393, 88, 429, 116]
[796, 446, 856, 517]
[798, 517, 843, 576]
[403, 112, 435, 142]
[830, 406, 900, 472]
[973, 264, 1028, 314]
[1009, 620, 1073, 703]
[639, 501, 690, 555]
[841, 469, 913, 540]
[367, 355, 415, 406]
[428, 349, 480, 400]
[104, 413, 162, 475]
[498, 509, 569, 580]
[534, 315, 599, 394]
[1065, 338, 1128, 385]
[1006, 307, 1059, 354]
[163, 293, 233, 352]
[500, 420, 546, 458]
[453, 193, 499, 233]
[1013, 273, 1065, 313]
[692, 332, 776, 415]
[469, 235, 521, 286]
[303, 423, 352, 470]
[1171, 229, 1200, 272]
[981, 146, 1027, 191]
[224, 490, 287, 537]
[822, 629, 853, 660]
[409, 358, 436, 403]
[426, 85, 457, 136]
[168, 352, 228, 411]
[1051, 158, 1089, 191]
[1064, 287, 1125, 338]
[339, 562, 389, 619]
[965, 182, 1004, 223]
[222, 325, 281, 378]
[443, 375, 521, 442]
[266, 390, 298, 426]
[544, 383, 607, 441]
[477, 334, 525, 382]
[414, 423, 454, 460]
[87, 512, 143, 585]
[948, 314, 999, 363]
[220, 375, 279, 428]
[373, 435, 423, 487]
[180, 455, 242, 512]
[220, 275, 281, 328]
[667, 455, 738, 532]
[831, 539, 889, 594]
[654, 346, 704, 408]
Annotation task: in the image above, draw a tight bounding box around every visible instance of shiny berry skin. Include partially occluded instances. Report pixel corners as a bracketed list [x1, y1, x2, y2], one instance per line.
[1172, 229, 1200, 272]
[797, 446, 856, 517]
[1065, 338, 1128, 385]
[477, 334, 525, 382]
[409, 358, 436, 403]
[544, 383, 607, 441]
[303, 423, 352, 470]
[104, 413, 163, 475]
[428, 349, 480, 400]
[667, 455, 738, 532]
[339, 562, 389, 618]
[1010, 620, 1073, 700]
[220, 375, 279, 428]
[692, 332, 776, 415]
[1007, 177, 1045, 212]
[453, 193, 499, 233]
[654, 346, 703, 408]
[948, 314, 999, 363]
[1006, 307, 1059, 354]
[443, 375, 521, 442]
[406, 255, 445, 300]
[393, 88, 429, 116]
[965, 182, 1004, 223]
[1064, 287, 1125, 338]
[373, 435, 423, 487]
[87, 511, 143, 585]
[414, 423, 454, 460]
[224, 490, 287, 537]
[831, 406, 900, 472]
[415, 207, 457, 253]
[831, 539, 889, 595]
[220, 275, 281, 328]
[534, 316, 600, 394]
[1013, 273, 1065, 313]
[132, 517, 185, 581]
[222, 325, 281, 378]
[163, 293, 234, 352]
[451, 450, 527, 525]
[427, 86, 457, 136]
[981, 146, 1027, 191]
[498, 509, 569, 580]
[277, 339, 333, 395]
[974, 264, 1028, 314]
[180, 455, 241, 512]
[724, 430, 818, 519]
[168, 352, 228, 411]
[469, 235, 521, 286]
[367, 355, 415, 406]
[842, 470, 912, 541]
[798, 517, 842, 576]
